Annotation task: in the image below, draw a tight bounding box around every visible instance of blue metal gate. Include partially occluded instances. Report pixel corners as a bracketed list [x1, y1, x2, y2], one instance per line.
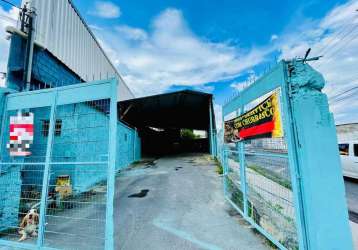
[221, 60, 353, 250]
[0, 79, 118, 250]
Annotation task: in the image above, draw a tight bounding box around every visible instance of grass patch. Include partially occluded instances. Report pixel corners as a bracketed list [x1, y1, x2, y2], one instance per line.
[248, 165, 292, 190]
[214, 157, 223, 174]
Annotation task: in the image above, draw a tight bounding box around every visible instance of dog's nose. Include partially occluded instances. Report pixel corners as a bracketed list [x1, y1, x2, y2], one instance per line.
[29, 214, 32, 219]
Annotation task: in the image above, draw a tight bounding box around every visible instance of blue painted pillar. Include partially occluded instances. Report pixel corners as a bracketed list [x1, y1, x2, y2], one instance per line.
[286, 61, 353, 250]
[209, 100, 214, 156]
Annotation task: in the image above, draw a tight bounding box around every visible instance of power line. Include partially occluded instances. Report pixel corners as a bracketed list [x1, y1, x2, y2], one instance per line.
[316, 18, 358, 57]
[330, 90, 358, 103]
[320, 29, 358, 64]
[0, 0, 21, 10]
[313, 10, 358, 69]
[329, 84, 358, 102]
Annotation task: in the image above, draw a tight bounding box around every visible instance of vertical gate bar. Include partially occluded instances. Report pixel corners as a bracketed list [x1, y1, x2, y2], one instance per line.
[236, 107, 248, 217]
[105, 79, 118, 250]
[239, 141, 248, 217]
[37, 91, 58, 248]
[223, 150, 228, 195]
[222, 108, 227, 195]
[280, 61, 307, 250]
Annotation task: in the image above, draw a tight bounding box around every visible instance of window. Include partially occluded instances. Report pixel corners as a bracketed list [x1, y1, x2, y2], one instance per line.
[42, 120, 50, 136]
[42, 119, 62, 137]
[338, 144, 349, 156]
[354, 144, 358, 157]
[55, 120, 62, 136]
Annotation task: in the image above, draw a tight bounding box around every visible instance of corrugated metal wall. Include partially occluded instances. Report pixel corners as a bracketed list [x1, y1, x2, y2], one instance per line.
[22, 0, 134, 100]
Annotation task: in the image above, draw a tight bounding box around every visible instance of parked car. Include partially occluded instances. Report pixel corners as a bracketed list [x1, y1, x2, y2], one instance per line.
[339, 141, 358, 178]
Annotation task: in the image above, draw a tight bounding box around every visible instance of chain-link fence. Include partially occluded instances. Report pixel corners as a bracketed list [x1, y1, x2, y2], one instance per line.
[0, 80, 117, 250]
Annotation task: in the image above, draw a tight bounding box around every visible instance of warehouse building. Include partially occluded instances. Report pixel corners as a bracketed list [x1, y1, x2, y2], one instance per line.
[0, 0, 216, 247]
[336, 123, 358, 142]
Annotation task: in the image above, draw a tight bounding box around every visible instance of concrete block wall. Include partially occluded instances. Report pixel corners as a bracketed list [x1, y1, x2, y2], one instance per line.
[6, 34, 82, 91]
[0, 165, 22, 232]
[17, 102, 140, 194]
[0, 89, 22, 232]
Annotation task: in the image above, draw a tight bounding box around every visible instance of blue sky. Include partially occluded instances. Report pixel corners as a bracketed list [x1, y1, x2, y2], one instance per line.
[0, 0, 357, 126]
[72, 0, 347, 103]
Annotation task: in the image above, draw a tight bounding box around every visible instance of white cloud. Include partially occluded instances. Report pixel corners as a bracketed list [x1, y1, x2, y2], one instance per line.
[93, 8, 272, 97]
[89, 1, 121, 19]
[0, 6, 19, 86]
[214, 103, 223, 130]
[277, 0, 358, 124]
[116, 25, 148, 41]
[230, 70, 257, 92]
[271, 34, 278, 41]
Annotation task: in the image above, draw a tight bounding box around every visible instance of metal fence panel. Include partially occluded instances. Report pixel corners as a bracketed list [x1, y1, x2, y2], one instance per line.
[0, 107, 51, 245]
[0, 80, 117, 250]
[222, 87, 299, 250]
[43, 99, 110, 249]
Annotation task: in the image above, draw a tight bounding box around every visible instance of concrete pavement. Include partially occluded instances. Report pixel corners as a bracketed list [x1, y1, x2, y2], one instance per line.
[115, 154, 270, 250]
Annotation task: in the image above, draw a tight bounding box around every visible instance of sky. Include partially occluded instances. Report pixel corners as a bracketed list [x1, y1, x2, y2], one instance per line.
[0, 0, 357, 128]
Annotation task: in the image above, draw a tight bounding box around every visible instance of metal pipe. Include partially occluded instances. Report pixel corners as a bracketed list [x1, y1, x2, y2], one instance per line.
[23, 8, 36, 91]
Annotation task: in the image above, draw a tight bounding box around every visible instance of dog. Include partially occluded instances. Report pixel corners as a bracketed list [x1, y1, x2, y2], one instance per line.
[18, 208, 39, 242]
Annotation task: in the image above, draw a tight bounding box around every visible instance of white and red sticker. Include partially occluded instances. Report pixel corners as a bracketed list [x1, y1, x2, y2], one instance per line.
[6, 112, 34, 156]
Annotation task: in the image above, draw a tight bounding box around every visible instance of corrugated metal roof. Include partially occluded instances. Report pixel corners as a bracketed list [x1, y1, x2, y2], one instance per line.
[22, 0, 134, 100]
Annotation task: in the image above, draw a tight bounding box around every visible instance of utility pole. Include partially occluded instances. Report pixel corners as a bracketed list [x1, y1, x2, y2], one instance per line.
[21, 3, 36, 91]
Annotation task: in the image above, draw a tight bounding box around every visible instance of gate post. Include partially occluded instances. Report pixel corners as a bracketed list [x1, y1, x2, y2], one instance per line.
[105, 78, 118, 250]
[284, 60, 353, 249]
[209, 101, 214, 156]
[238, 141, 248, 217]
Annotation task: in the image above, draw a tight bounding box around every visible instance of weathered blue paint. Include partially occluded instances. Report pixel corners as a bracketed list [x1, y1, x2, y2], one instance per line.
[280, 62, 308, 250]
[285, 60, 353, 250]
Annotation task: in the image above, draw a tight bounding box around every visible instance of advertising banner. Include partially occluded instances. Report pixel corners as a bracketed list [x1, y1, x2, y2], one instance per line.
[224, 91, 283, 142]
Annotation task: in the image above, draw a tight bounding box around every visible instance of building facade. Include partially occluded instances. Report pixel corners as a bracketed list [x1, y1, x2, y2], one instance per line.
[336, 123, 358, 142]
[0, 0, 140, 236]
